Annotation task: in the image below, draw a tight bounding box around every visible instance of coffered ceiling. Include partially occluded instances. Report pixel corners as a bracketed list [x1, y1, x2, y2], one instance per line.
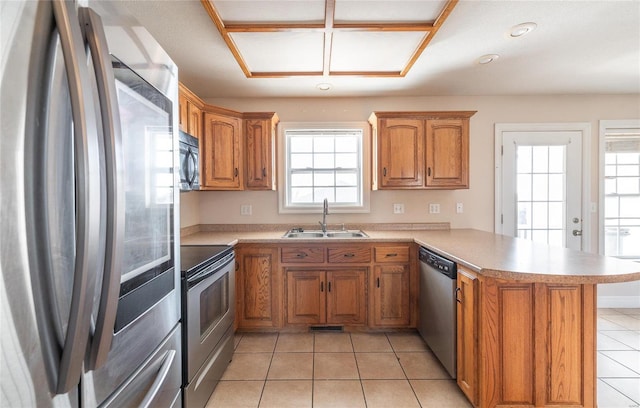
[201, 0, 457, 78]
[117, 0, 640, 98]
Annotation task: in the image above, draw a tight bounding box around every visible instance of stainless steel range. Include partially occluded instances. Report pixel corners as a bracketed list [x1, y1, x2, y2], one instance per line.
[180, 245, 235, 408]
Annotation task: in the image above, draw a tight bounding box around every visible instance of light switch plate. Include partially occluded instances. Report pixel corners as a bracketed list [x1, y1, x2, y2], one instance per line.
[456, 203, 463, 213]
[429, 203, 440, 214]
[240, 204, 252, 215]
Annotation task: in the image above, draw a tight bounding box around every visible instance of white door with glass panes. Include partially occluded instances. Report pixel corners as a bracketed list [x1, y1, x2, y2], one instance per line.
[500, 131, 583, 250]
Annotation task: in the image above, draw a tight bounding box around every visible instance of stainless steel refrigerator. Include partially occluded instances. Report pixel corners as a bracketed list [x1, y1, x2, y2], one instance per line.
[1, 0, 182, 406]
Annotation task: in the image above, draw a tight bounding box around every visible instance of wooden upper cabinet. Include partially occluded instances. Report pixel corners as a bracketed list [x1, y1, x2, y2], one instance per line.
[202, 111, 243, 190]
[187, 103, 203, 139]
[178, 91, 188, 132]
[178, 82, 204, 138]
[426, 118, 469, 188]
[369, 111, 476, 190]
[244, 113, 279, 190]
[378, 118, 424, 188]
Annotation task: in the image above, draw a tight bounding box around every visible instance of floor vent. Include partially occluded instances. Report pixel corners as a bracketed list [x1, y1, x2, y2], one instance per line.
[309, 326, 343, 332]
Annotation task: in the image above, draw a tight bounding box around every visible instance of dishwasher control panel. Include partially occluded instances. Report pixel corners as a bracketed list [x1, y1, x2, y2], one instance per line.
[419, 248, 457, 278]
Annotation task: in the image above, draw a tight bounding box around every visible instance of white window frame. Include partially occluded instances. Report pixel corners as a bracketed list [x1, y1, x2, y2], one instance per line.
[598, 119, 640, 259]
[278, 122, 371, 214]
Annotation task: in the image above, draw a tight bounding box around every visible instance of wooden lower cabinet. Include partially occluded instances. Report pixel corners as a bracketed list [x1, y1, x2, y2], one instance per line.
[458, 273, 597, 408]
[456, 268, 479, 406]
[286, 269, 366, 326]
[235, 245, 280, 329]
[370, 264, 410, 327]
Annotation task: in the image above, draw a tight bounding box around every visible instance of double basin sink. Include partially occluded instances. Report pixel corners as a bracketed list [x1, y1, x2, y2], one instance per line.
[283, 229, 368, 239]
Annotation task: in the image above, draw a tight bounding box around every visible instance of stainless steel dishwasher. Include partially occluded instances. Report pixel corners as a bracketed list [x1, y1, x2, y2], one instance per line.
[418, 247, 457, 378]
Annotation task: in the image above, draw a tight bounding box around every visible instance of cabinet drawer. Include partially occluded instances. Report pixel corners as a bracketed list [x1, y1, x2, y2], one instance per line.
[281, 247, 325, 263]
[374, 246, 409, 263]
[328, 246, 371, 263]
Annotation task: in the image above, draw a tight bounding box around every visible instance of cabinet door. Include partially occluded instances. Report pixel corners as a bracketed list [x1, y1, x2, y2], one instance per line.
[245, 118, 274, 190]
[202, 112, 243, 189]
[178, 92, 188, 132]
[286, 270, 326, 325]
[187, 102, 202, 139]
[371, 265, 410, 326]
[378, 119, 424, 188]
[236, 247, 279, 329]
[425, 118, 469, 188]
[326, 270, 366, 325]
[456, 269, 478, 406]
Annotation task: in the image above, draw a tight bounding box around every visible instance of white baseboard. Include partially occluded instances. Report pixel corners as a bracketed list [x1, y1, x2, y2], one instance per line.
[597, 296, 640, 308]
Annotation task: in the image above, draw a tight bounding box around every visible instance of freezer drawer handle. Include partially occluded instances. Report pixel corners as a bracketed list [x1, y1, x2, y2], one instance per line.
[139, 350, 176, 408]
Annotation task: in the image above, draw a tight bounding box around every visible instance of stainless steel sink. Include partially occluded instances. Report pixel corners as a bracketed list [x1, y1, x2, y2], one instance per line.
[282, 229, 368, 238]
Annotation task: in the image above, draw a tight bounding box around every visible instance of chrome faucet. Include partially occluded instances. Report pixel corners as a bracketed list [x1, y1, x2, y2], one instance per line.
[319, 198, 329, 233]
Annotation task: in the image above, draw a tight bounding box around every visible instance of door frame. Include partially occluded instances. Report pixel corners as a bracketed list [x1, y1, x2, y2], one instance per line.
[494, 122, 592, 251]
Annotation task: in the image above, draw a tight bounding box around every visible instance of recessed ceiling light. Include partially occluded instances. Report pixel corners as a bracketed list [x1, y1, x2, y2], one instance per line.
[510, 22, 537, 38]
[478, 54, 500, 64]
[316, 83, 331, 91]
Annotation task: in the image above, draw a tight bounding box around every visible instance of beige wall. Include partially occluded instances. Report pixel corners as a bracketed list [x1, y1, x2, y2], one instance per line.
[181, 94, 640, 251]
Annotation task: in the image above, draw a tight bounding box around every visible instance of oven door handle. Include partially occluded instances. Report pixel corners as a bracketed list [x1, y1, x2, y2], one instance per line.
[187, 255, 234, 288]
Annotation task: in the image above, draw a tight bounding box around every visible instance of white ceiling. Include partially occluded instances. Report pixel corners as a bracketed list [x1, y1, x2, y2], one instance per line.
[117, 0, 640, 99]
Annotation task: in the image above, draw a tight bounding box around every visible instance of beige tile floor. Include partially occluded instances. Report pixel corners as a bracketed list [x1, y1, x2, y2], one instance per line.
[207, 308, 640, 408]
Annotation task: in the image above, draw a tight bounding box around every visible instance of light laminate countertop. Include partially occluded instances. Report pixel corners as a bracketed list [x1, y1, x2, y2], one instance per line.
[181, 227, 640, 284]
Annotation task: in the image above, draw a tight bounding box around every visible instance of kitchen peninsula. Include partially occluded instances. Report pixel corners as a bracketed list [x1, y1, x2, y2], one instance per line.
[182, 225, 640, 408]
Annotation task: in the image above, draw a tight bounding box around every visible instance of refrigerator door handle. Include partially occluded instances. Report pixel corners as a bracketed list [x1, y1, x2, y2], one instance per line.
[80, 6, 125, 370]
[139, 350, 177, 408]
[52, 0, 102, 394]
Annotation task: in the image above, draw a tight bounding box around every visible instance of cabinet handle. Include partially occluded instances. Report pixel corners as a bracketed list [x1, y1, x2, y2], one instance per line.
[296, 253, 308, 258]
[383, 167, 387, 177]
[344, 253, 355, 258]
[234, 168, 238, 178]
[376, 277, 380, 288]
[320, 282, 324, 292]
[428, 167, 431, 177]
[262, 167, 267, 177]
[455, 287, 462, 304]
[328, 282, 331, 292]
[385, 253, 397, 257]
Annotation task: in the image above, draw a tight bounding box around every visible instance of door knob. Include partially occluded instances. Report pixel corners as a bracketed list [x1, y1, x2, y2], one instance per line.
[572, 230, 582, 236]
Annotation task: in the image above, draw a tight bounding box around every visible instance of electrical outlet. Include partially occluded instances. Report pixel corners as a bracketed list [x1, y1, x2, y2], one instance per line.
[429, 203, 440, 214]
[240, 204, 252, 216]
[456, 202, 463, 214]
[393, 203, 405, 214]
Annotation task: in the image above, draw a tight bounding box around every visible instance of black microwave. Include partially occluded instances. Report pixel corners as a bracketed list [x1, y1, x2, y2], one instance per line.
[179, 130, 199, 191]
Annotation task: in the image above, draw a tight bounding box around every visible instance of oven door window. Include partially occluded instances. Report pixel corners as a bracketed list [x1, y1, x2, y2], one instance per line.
[200, 273, 229, 338]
